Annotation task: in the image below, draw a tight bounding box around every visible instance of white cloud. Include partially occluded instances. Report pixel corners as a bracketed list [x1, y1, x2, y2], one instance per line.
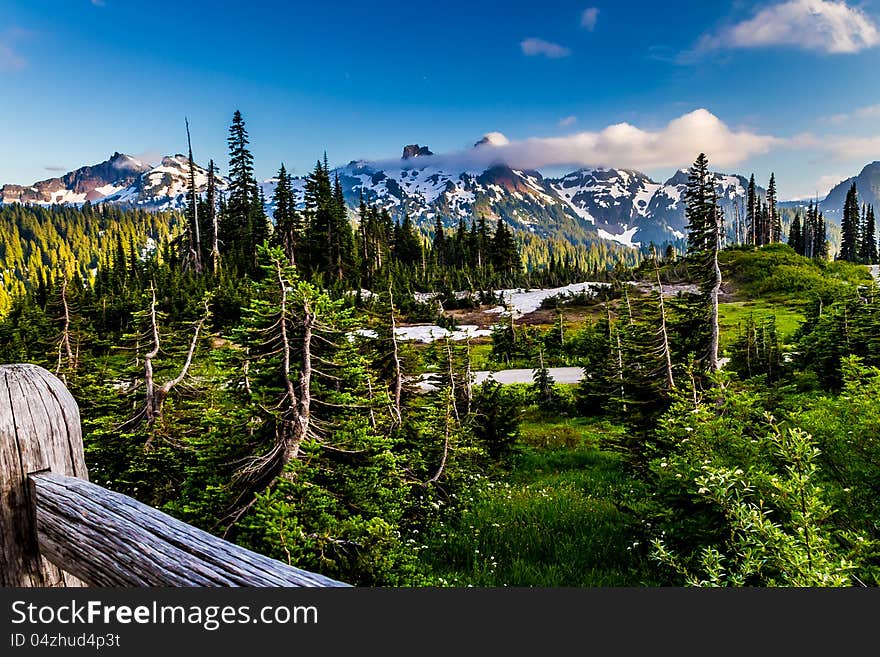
[581, 7, 599, 31]
[474, 132, 510, 147]
[372, 109, 783, 173]
[520, 38, 571, 58]
[827, 103, 880, 124]
[696, 0, 880, 55]
[559, 115, 578, 128]
[91, 0, 106, 6]
[822, 135, 880, 160]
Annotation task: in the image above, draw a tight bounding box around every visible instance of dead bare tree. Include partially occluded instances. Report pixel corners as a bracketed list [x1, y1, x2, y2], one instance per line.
[652, 246, 675, 390]
[388, 287, 403, 426]
[184, 118, 203, 274]
[141, 285, 209, 434]
[428, 389, 452, 484]
[445, 338, 460, 424]
[55, 277, 75, 383]
[143, 284, 160, 427]
[207, 159, 222, 276]
[709, 203, 723, 372]
[234, 257, 316, 495]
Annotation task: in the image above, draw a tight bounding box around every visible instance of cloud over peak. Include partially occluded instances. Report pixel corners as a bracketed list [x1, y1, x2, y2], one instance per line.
[373, 109, 781, 174]
[697, 0, 880, 55]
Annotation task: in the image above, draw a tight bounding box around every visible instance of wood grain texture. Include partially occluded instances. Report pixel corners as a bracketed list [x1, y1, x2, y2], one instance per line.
[2, 363, 349, 588]
[0, 364, 86, 586]
[30, 472, 350, 587]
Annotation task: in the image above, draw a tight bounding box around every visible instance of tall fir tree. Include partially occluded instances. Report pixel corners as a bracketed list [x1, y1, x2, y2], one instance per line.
[746, 174, 757, 247]
[221, 110, 258, 271]
[839, 183, 860, 262]
[182, 118, 203, 274]
[684, 152, 723, 372]
[271, 163, 301, 267]
[432, 216, 446, 267]
[860, 204, 878, 265]
[815, 210, 828, 261]
[767, 173, 780, 243]
[788, 213, 803, 255]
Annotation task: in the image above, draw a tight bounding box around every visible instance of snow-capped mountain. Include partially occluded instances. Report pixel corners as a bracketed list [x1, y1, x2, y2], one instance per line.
[102, 155, 230, 209]
[0, 143, 774, 248]
[1, 153, 229, 210]
[1, 152, 150, 205]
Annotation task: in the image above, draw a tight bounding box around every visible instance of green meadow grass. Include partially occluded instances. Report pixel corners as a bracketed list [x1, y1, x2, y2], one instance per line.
[718, 300, 805, 349]
[423, 414, 658, 587]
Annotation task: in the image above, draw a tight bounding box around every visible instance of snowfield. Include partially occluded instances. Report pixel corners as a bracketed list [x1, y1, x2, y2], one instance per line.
[395, 325, 493, 343]
[353, 324, 493, 343]
[491, 282, 610, 317]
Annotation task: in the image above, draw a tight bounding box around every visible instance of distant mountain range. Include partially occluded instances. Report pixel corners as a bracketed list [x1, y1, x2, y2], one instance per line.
[0, 152, 230, 210]
[3, 144, 878, 249]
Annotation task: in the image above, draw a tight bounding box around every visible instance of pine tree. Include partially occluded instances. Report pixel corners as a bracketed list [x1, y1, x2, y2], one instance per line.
[684, 153, 723, 372]
[271, 163, 300, 267]
[182, 118, 203, 274]
[746, 174, 757, 247]
[303, 157, 335, 278]
[767, 173, 780, 243]
[330, 172, 354, 282]
[205, 159, 221, 275]
[222, 110, 258, 270]
[392, 213, 421, 267]
[803, 201, 815, 259]
[861, 205, 878, 265]
[840, 183, 860, 262]
[432, 216, 446, 267]
[490, 219, 521, 285]
[815, 211, 829, 261]
[788, 213, 803, 255]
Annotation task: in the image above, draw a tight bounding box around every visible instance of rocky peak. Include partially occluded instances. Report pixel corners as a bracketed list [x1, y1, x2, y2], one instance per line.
[401, 144, 433, 160]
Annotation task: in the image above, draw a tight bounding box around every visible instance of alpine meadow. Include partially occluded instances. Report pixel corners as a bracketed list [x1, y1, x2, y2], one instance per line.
[3, 0, 880, 591]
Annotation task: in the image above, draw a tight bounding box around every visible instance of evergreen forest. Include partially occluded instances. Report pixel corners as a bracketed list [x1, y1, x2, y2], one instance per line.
[3, 112, 880, 587]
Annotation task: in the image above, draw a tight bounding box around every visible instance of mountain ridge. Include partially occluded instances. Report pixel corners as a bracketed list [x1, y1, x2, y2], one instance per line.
[3, 147, 868, 249]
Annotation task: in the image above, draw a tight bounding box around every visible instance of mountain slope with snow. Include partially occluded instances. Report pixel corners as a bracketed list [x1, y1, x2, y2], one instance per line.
[1, 142, 829, 248]
[1, 153, 229, 210]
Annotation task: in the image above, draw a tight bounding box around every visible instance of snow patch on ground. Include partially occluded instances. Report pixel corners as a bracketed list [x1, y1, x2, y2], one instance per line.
[353, 325, 493, 343]
[493, 282, 610, 317]
[395, 325, 493, 343]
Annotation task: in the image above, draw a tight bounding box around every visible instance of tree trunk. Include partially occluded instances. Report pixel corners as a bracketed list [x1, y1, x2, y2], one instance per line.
[56, 278, 74, 382]
[652, 247, 675, 390]
[144, 285, 160, 426]
[709, 211, 722, 372]
[388, 288, 403, 426]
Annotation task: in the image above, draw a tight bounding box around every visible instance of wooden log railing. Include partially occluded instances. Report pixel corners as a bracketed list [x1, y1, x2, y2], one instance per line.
[0, 364, 349, 588]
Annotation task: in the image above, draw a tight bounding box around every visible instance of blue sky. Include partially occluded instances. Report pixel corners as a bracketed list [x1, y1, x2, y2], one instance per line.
[2, 0, 880, 199]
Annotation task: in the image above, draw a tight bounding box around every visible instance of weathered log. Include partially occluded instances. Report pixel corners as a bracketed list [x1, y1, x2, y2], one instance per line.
[29, 472, 349, 587]
[0, 363, 87, 586]
[1, 363, 349, 588]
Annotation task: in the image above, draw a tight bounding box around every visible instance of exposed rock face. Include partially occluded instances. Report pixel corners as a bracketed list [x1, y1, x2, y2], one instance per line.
[401, 144, 433, 160]
[1, 153, 151, 205]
